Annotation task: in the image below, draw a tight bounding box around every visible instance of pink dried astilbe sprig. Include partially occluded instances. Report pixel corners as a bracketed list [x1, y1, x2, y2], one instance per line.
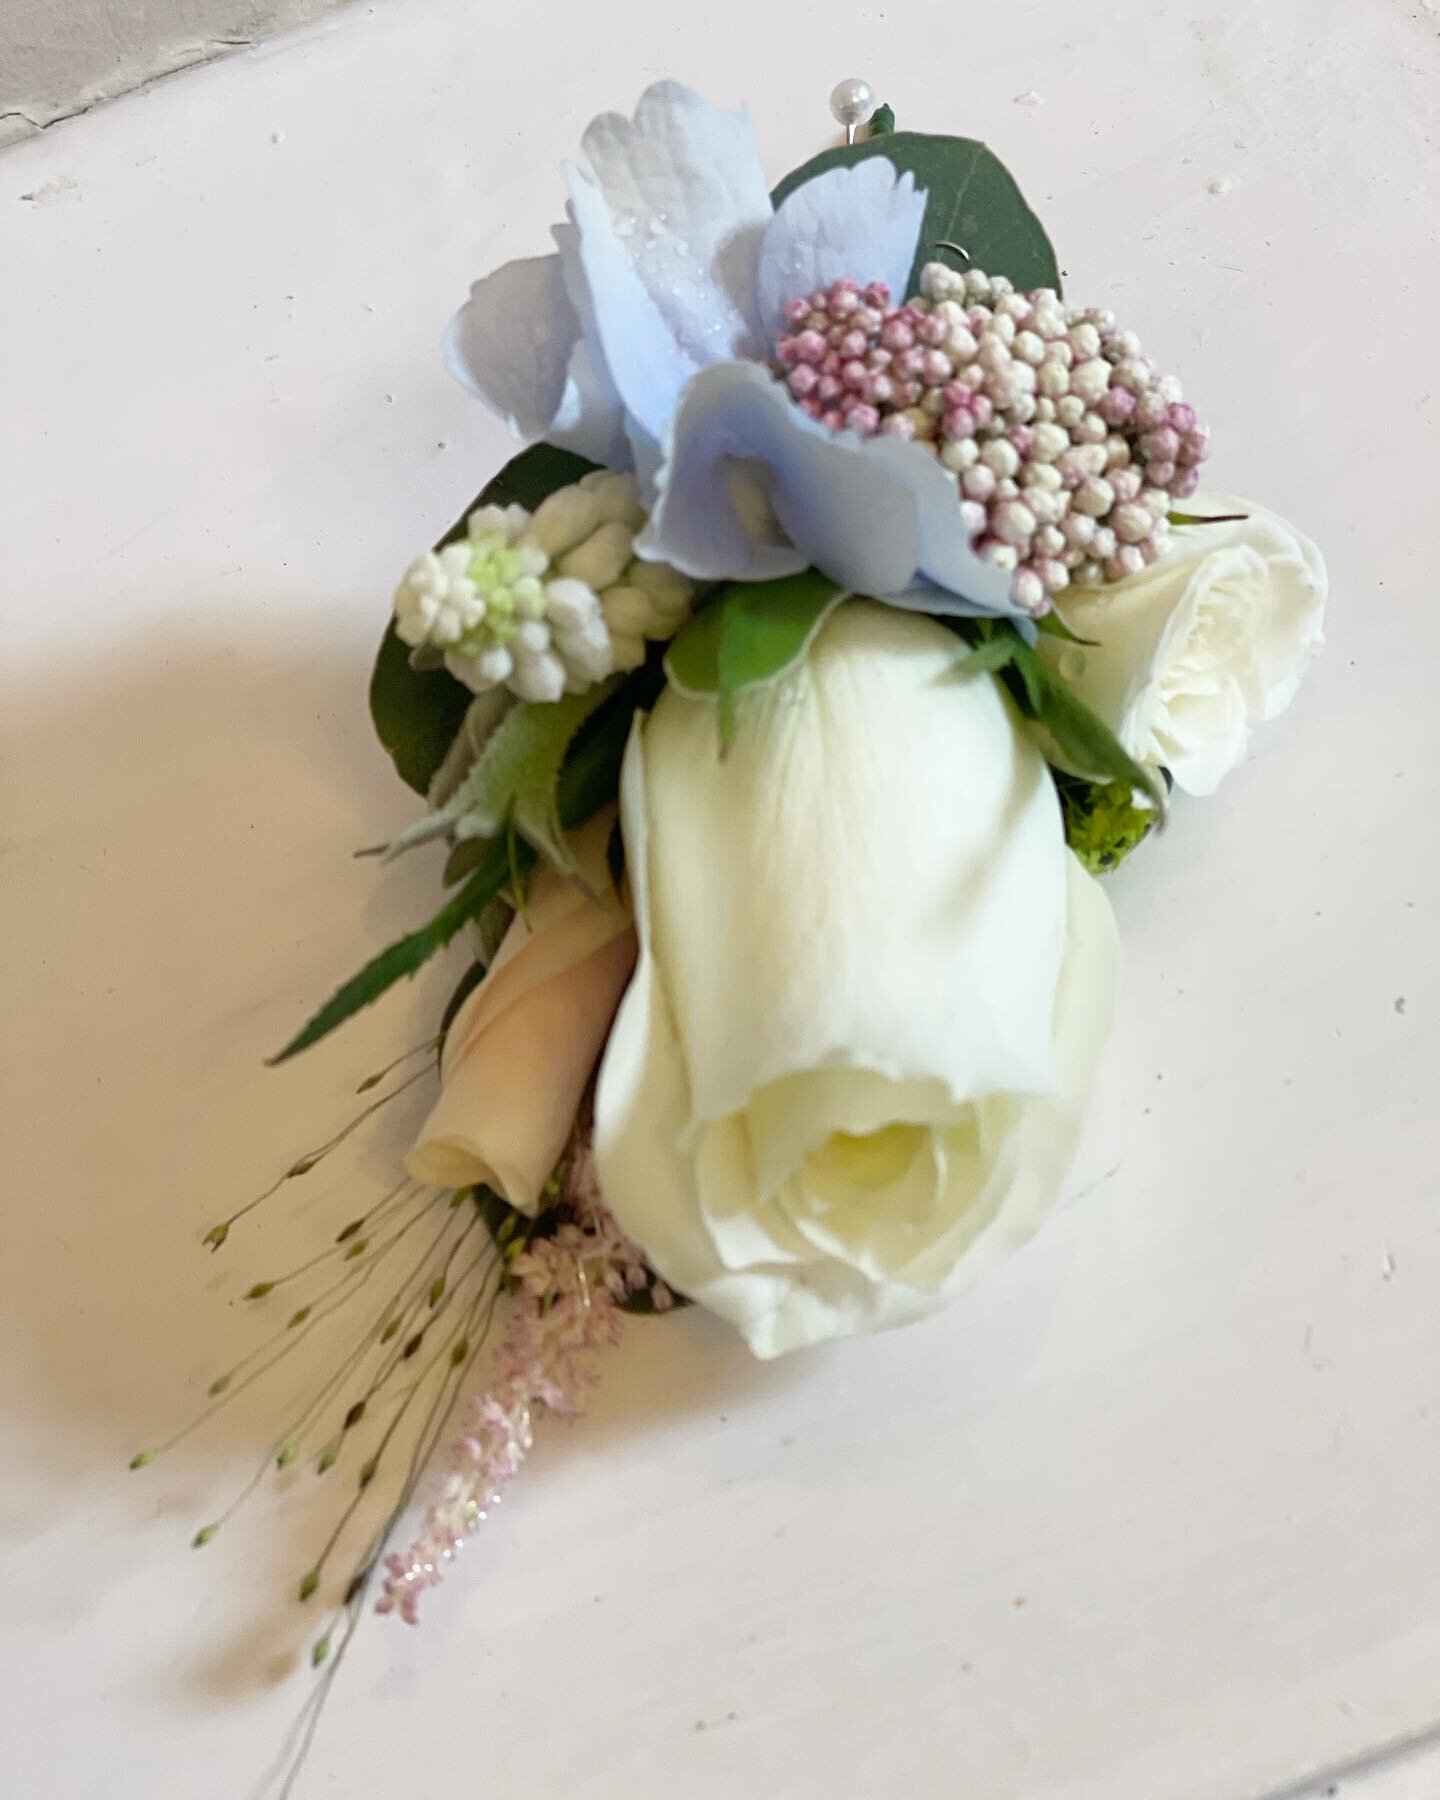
[377, 1145, 664, 1623]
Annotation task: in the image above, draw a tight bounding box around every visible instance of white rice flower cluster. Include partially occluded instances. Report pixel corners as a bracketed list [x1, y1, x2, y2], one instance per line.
[393, 471, 695, 703]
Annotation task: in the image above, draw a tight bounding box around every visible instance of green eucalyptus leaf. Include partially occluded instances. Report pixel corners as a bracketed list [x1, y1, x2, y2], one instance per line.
[772, 132, 1060, 296]
[665, 570, 846, 750]
[369, 626, 473, 799]
[369, 444, 599, 796]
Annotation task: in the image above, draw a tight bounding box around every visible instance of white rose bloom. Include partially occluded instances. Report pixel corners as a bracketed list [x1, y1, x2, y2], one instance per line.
[1047, 495, 1327, 797]
[594, 602, 1119, 1358]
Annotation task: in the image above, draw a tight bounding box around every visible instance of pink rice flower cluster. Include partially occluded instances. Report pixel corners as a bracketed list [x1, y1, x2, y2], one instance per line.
[774, 266, 1210, 612]
[377, 1148, 664, 1625]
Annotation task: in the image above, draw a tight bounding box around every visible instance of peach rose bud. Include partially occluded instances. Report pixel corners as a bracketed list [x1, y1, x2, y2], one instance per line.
[405, 824, 636, 1208]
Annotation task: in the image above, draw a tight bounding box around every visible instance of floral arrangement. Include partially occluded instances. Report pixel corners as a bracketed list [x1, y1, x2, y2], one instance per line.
[133, 80, 1326, 1780]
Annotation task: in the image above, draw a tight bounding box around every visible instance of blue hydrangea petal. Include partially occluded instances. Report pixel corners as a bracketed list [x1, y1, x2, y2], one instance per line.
[640, 362, 1032, 626]
[578, 82, 771, 365]
[563, 169, 701, 451]
[444, 253, 627, 466]
[753, 160, 926, 341]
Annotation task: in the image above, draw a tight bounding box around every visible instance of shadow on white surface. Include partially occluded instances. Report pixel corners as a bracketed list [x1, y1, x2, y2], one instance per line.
[0, 630, 811, 1726]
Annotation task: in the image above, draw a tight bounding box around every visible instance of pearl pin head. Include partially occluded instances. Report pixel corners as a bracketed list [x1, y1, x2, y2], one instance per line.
[829, 77, 877, 144]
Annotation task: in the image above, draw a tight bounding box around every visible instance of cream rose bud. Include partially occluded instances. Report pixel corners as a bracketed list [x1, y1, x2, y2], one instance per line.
[406, 821, 636, 1207]
[1046, 495, 1326, 797]
[594, 602, 1119, 1359]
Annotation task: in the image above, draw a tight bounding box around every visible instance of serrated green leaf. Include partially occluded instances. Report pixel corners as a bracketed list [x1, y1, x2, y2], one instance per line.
[439, 961, 486, 1047]
[1034, 608, 1098, 647]
[368, 444, 599, 795]
[772, 132, 1060, 296]
[554, 669, 656, 825]
[1004, 636, 1165, 813]
[426, 688, 515, 808]
[268, 838, 526, 1064]
[442, 834, 495, 888]
[665, 570, 845, 751]
[868, 102, 896, 138]
[511, 688, 626, 878]
[374, 680, 620, 868]
[274, 665, 656, 1064]
[956, 634, 1019, 676]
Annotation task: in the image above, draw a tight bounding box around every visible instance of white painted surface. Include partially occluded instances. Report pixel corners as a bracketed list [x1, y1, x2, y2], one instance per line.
[2, 2, 1438, 1796]
[0, 0, 355, 147]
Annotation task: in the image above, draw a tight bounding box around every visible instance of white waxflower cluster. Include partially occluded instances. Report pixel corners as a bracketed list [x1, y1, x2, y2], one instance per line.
[393, 471, 695, 703]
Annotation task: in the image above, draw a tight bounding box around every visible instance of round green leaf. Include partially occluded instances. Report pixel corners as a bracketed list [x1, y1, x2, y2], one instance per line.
[771, 131, 1060, 297]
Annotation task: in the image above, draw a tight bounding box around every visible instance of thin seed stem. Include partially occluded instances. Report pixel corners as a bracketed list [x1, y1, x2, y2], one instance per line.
[301, 1252, 498, 1592]
[281, 1201, 475, 1464]
[273, 1585, 368, 1800]
[343, 1214, 481, 1426]
[204, 1069, 433, 1246]
[144, 1188, 460, 1464]
[354, 1266, 508, 1586]
[354, 1036, 441, 1093]
[276, 1271, 510, 1796]
[243, 1179, 425, 1300]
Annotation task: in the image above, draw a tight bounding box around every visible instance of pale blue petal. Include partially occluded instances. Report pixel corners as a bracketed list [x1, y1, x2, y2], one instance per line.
[444, 252, 627, 465]
[640, 362, 1033, 624]
[563, 171, 699, 450]
[639, 361, 911, 589]
[444, 255, 576, 439]
[578, 81, 772, 366]
[551, 222, 635, 467]
[890, 455, 1021, 619]
[884, 577, 1039, 636]
[753, 160, 926, 340]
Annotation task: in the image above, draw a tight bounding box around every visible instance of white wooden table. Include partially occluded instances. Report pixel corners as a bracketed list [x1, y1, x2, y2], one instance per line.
[3, 2, 1437, 1795]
